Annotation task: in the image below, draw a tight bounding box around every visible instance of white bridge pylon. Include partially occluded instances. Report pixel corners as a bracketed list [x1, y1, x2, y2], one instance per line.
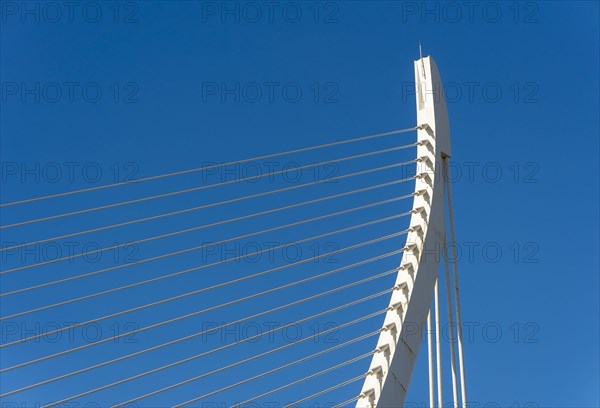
[357, 56, 465, 408]
[0, 55, 467, 407]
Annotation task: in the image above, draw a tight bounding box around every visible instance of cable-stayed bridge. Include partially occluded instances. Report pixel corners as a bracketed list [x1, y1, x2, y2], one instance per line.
[0, 56, 467, 408]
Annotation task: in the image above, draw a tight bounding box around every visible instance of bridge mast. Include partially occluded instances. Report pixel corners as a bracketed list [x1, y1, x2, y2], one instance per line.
[357, 55, 451, 407]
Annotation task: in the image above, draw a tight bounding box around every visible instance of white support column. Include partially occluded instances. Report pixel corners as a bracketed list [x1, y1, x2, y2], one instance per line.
[443, 238, 459, 408]
[427, 310, 434, 408]
[444, 157, 468, 408]
[434, 279, 443, 408]
[356, 56, 451, 408]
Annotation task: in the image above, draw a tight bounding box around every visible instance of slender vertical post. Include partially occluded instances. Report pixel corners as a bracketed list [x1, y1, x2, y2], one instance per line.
[443, 236, 459, 407]
[434, 279, 443, 408]
[427, 310, 435, 408]
[444, 157, 468, 408]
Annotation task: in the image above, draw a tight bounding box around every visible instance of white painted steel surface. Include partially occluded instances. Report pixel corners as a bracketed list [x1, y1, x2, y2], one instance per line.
[357, 56, 451, 408]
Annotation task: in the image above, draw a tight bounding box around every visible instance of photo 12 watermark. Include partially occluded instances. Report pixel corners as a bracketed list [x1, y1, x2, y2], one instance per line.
[403, 240, 540, 265]
[401, 320, 541, 345]
[199, 1, 340, 24]
[1, 161, 140, 184]
[197, 160, 340, 184]
[1, 321, 140, 344]
[201, 81, 339, 104]
[200, 319, 340, 344]
[1, 241, 140, 265]
[1, 82, 140, 104]
[403, 81, 540, 104]
[197, 240, 341, 264]
[1, 402, 139, 408]
[414, 160, 540, 185]
[1, 1, 140, 24]
[400, 1, 540, 24]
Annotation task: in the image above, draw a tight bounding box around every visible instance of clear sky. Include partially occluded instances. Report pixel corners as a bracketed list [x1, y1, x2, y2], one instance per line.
[1, 1, 599, 407]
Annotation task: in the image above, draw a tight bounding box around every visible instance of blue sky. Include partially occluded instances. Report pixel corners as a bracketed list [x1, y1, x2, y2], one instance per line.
[1, 1, 599, 407]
